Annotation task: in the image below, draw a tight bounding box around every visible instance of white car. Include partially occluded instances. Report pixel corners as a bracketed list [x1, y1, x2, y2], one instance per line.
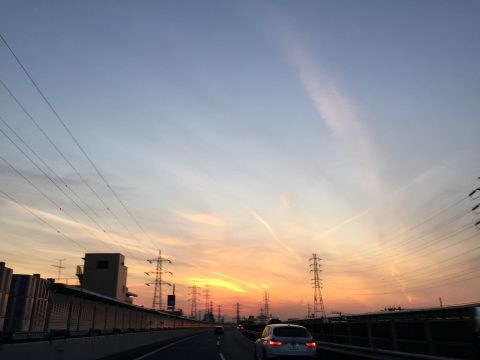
[254, 324, 316, 359]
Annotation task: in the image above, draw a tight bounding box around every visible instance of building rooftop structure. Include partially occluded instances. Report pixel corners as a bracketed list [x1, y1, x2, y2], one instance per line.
[77, 253, 137, 303]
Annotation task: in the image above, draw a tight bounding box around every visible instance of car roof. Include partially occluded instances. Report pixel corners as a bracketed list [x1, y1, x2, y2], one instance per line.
[268, 324, 305, 328]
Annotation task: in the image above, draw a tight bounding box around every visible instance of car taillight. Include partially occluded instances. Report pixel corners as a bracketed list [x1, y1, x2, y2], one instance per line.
[268, 339, 282, 346]
[305, 342, 316, 347]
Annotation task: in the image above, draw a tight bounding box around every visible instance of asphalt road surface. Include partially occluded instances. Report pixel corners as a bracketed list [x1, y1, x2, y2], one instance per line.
[129, 327, 255, 360]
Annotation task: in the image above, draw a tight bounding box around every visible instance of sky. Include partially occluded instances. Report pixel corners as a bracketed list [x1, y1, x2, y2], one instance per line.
[0, 0, 479, 320]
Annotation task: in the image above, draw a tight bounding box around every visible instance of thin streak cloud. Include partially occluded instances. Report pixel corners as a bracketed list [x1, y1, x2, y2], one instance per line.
[0, 194, 151, 256]
[275, 23, 385, 193]
[246, 206, 300, 262]
[176, 211, 226, 227]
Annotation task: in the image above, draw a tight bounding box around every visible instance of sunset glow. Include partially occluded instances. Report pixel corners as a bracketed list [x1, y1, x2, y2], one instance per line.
[1, 1, 479, 322]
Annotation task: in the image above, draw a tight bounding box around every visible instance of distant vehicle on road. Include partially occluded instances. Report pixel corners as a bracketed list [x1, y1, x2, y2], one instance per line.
[236, 324, 244, 331]
[254, 324, 316, 359]
[214, 326, 225, 335]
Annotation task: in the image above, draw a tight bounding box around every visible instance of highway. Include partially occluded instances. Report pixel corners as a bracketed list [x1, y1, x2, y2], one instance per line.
[112, 327, 256, 360]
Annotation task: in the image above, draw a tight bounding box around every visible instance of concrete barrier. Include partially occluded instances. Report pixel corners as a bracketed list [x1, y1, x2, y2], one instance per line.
[0, 328, 209, 360]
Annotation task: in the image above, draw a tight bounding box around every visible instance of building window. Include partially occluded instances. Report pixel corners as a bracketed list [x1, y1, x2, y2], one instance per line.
[97, 260, 109, 269]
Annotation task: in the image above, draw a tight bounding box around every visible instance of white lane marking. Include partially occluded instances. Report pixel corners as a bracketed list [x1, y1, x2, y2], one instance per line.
[217, 340, 220, 346]
[219, 353, 226, 360]
[134, 334, 201, 360]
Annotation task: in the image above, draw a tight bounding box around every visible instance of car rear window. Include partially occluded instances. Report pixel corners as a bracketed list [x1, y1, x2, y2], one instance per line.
[273, 327, 310, 337]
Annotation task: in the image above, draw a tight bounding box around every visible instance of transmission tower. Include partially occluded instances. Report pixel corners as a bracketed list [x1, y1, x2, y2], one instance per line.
[263, 290, 270, 321]
[202, 285, 214, 321]
[145, 250, 173, 310]
[217, 304, 222, 323]
[188, 282, 200, 319]
[51, 258, 66, 281]
[204, 285, 210, 317]
[236, 303, 241, 324]
[310, 253, 326, 319]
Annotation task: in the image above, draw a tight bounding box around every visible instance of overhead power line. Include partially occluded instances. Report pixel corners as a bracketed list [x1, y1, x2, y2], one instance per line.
[0, 154, 116, 252]
[0, 115, 107, 226]
[0, 188, 86, 251]
[327, 237, 480, 292]
[0, 33, 158, 254]
[346, 196, 468, 260]
[0, 122, 153, 262]
[0, 79, 154, 258]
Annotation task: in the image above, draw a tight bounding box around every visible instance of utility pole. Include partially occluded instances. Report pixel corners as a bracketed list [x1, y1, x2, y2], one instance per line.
[310, 253, 327, 319]
[217, 305, 222, 323]
[188, 282, 200, 319]
[307, 303, 311, 318]
[236, 303, 241, 324]
[263, 290, 270, 321]
[145, 250, 173, 311]
[51, 259, 66, 281]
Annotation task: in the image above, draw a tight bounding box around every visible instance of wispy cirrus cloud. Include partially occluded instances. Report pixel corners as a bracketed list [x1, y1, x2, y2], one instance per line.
[287, 37, 373, 153]
[0, 194, 155, 256]
[246, 206, 301, 262]
[275, 24, 384, 194]
[176, 211, 226, 227]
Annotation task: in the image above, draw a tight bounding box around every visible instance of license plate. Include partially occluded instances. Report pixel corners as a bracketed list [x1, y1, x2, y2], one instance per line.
[289, 344, 299, 350]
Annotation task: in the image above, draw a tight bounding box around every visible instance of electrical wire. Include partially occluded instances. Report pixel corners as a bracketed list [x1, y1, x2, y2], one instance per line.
[341, 196, 468, 260]
[0, 32, 158, 253]
[0, 78, 155, 258]
[327, 221, 475, 274]
[0, 188, 86, 251]
[0, 117, 154, 260]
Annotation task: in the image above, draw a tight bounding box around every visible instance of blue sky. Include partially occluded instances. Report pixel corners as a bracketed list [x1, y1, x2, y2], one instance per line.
[1, 1, 479, 318]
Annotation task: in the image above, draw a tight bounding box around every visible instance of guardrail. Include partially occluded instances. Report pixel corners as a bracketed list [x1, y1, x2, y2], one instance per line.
[243, 328, 461, 359]
[292, 304, 480, 360]
[315, 341, 460, 360]
[242, 304, 480, 360]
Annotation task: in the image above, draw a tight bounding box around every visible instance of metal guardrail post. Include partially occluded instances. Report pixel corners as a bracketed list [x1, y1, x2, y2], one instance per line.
[425, 319, 435, 356]
[42, 287, 54, 334]
[391, 320, 398, 351]
[367, 321, 373, 348]
[91, 303, 96, 332]
[104, 305, 108, 331]
[333, 323, 339, 342]
[77, 301, 82, 331]
[66, 298, 73, 333]
[347, 322, 353, 345]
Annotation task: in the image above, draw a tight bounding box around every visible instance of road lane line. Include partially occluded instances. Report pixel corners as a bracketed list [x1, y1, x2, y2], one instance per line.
[134, 334, 201, 360]
[219, 353, 226, 360]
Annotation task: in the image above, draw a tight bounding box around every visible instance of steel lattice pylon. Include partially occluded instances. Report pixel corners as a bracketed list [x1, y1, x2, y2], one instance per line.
[188, 282, 200, 319]
[310, 253, 326, 319]
[146, 250, 172, 311]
